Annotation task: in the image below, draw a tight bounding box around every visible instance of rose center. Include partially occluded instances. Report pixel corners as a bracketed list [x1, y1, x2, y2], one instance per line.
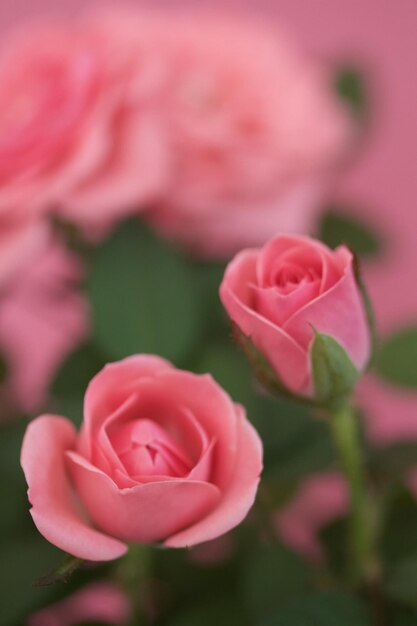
[273, 262, 319, 295]
[111, 418, 194, 479]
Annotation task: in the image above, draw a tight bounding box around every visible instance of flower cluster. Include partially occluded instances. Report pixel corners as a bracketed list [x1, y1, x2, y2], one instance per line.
[0, 7, 350, 276]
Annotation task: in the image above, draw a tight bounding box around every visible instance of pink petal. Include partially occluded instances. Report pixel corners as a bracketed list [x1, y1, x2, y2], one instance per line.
[165, 405, 262, 547]
[61, 111, 169, 229]
[254, 279, 320, 327]
[67, 451, 221, 543]
[133, 371, 240, 489]
[82, 355, 173, 457]
[220, 250, 309, 393]
[21, 415, 127, 561]
[283, 256, 370, 370]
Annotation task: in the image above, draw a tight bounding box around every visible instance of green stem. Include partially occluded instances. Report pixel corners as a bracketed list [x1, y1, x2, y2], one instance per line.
[117, 544, 152, 625]
[329, 404, 379, 587]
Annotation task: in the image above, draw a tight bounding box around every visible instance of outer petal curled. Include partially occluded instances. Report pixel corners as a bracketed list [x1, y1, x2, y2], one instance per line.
[165, 405, 263, 547]
[21, 415, 127, 561]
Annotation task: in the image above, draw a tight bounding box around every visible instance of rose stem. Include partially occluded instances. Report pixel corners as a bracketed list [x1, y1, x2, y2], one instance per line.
[329, 404, 380, 589]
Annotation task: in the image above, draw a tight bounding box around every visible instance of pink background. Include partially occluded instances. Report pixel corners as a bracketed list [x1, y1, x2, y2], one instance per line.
[1, 0, 416, 435]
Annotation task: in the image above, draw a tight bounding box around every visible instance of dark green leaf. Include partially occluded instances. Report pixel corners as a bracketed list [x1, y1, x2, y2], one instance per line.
[0, 535, 60, 625]
[0, 420, 29, 537]
[260, 591, 371, 626]
[319, 210, 380, 258]
[385, 556, 417, 608]
[320, 518, 349, 579]
[243, 543, 313, 620]
[311, 331, 359, 408]
[390, 607, 417, 626]
[0, 351, 8, 384]
[375, 326, 417, 389]
[50, 342, 105, 427]
[369, 442, 417, 481]
[163, 596, 249, 626]
[88, 221, 203, 364]
[382, 489, 417, 565]
[335, 66, 367, 120]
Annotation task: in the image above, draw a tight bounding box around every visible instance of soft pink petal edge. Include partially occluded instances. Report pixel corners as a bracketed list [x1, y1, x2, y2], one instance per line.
[165, 405, 263, 547]
[82, 354, 174, 456]
[20, 415, 127, 561]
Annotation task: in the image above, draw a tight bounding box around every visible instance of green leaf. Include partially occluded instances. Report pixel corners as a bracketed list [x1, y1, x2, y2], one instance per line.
[50, 342, 106, 427]
[34, 554, 84, 587]
[320, 518, 349, 579]
[260, 591, 371, 626]
[311, 331, 359, 408]
[369, 442, 417, 481]
[335, 66, 367, 120]
[0, 535, 61, 625]
[88, 221, 203, 364]
[319, 210, 381, 258]
[385, 556, 417, 608]
[375, 326, 417, 389]
[163, 597, 249, 626]
[390, 607, 417, 626]
[242, 543, 313, 620]
[381, 489, 417, 565]
[0, 351, 8, 384]
[0, 420, 29, 537]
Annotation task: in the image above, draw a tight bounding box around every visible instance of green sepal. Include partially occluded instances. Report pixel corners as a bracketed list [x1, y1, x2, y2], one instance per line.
[33, 553, 84, 587]
[311, 329, 359, 410]
[231, 325, 315, 408]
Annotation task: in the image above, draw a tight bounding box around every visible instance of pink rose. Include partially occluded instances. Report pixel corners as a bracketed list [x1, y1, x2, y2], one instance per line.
[21, 356, 262, 560]
[220, 234, 370, 397]
[138, 11, 352, 257]
[0, 18, 167, 230]
[275, 473, 348, 561]
[27, 582, 131, 626]
[0, 212, 48, 288]
[0, 236, 87, 415]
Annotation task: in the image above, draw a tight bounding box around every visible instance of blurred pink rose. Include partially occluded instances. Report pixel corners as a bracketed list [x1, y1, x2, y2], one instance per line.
[21, 355, 262, 560]
[220, 234, 370, 396]
[0, 212, 48, 288]
[275, 473, 348, 561]
[0, 18, 167, 231]
[27, 582, 131, 626]
[357, 373, 417, 444]
[0, 237, 87, 414]
[136, 10, 352, 257]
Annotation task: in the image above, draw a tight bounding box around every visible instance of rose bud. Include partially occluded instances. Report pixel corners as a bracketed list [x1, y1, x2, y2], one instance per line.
[220, 235, 372, 406]
[21, 355, 262, 561]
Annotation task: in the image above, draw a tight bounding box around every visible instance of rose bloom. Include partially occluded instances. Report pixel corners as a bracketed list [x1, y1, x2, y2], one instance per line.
[0, 18, 167, 231]
[132, 10, 352, 257]
[0, 212, 48, 288]
[27, 582, 131, 626]
[0, 236, 87, 416]
[275, 472, 348, 561]
[220, 234, 371, 396]
[21, 355, 262, 560]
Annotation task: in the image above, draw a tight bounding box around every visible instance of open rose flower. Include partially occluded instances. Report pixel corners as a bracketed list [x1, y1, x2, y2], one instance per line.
[0, 18, 167, 231]
[134, 10, 352, 257]
[21, 356, 262, 560]
[220, 234, 371, 397]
